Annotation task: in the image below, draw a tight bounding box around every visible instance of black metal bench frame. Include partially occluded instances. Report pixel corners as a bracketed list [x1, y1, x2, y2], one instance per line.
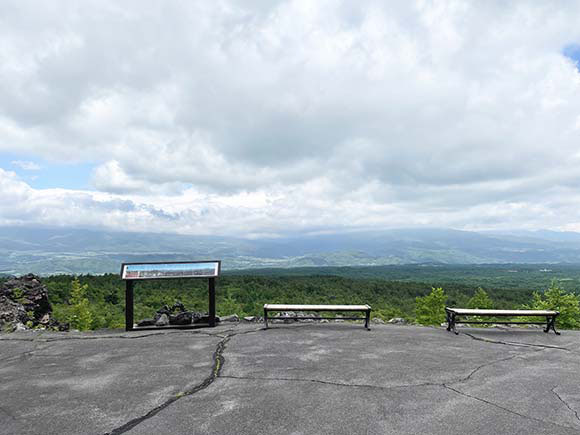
[263, 304, 372, 330]
[445, 307, 560, 335]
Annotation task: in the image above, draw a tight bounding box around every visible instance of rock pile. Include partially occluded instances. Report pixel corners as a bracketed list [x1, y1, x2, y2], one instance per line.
[0, 274, 68, 332]
[137, 301, 222, 327]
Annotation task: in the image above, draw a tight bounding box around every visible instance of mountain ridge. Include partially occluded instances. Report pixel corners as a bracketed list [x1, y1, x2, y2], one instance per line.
[3, 226, 580, 275]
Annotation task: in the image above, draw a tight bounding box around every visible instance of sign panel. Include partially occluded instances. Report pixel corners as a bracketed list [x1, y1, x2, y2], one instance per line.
[121, 261, 220, 280]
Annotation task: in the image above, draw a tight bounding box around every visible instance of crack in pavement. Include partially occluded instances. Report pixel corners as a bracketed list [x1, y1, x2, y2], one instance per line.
[462, 332, 570, 352]
[449, 353, 521, 386]
[6, 324, 575, 433]
[103, 336, 229, 435]
[218, 374, 441, 391]
[220, 344, 523, 391]
[0, 329, 232, 342]
[218, 342, 576, 432]
[552, 386, 580, 424]
[443, 384, 580, 432]
[102, 326, 263, 435]
[217, 374, 580, 433]
[218, 351, 522, 391]
[220, 368, 580, 433]
[218, 351, 520, 391]
[0, 331, 236, 369]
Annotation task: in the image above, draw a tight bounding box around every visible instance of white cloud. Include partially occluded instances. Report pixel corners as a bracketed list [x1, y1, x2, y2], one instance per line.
[1, 1, 580, 235]
[11, 160, 41, 171]
[3, 168, 580, 237]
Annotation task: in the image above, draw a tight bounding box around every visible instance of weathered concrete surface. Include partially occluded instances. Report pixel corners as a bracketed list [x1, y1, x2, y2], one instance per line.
[0, 326, 232, 435]
[2, 324, 580, 435]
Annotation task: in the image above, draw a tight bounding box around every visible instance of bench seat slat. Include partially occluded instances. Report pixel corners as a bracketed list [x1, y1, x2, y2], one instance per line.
[447, 308, 558, 316]
[264, 304, 370, 311]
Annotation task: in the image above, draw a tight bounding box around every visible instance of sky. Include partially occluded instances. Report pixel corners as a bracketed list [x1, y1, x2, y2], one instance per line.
[1, 0, 580, 238]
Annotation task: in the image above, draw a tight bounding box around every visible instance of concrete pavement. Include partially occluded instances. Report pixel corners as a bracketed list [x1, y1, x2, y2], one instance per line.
[1, 323, 579, 434]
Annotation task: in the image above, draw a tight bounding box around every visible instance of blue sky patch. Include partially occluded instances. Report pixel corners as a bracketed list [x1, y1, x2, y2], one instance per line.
[0, 152, 95, 190]
[563, 44, 580, 70]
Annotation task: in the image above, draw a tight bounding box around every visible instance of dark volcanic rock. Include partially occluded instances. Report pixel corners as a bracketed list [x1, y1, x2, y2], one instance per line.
[154, 305, 172, 321]
[0, 296, 28, 332]
[155, 313, 170, 326]
[153, 301, 188, 322]
[140, 301, 220, 327]
[169, 312, 193, 325]
[137, 318, 156, 327]
[0, 274, 68, 332]
[2, 274, 51, 318]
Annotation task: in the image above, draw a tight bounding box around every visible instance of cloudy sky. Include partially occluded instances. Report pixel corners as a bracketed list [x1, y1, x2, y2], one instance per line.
[1, 0, 580, 238]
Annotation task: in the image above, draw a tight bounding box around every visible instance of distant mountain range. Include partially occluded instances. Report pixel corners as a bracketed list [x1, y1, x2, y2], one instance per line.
[3, 226, 580, 275]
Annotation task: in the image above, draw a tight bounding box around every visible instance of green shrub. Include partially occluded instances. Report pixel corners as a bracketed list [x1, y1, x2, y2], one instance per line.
[467, 288, 493, 309]
[11, 287, 27, 304]
[218, 295, 245, 317]
[69, 278, 94, 331]
[524, 281, 580, 329]
[464, 287, 494, 326]
[415, 287, 447, 326]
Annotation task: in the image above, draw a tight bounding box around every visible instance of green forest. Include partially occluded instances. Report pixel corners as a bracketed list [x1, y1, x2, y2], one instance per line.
[10, 264, 578, 331]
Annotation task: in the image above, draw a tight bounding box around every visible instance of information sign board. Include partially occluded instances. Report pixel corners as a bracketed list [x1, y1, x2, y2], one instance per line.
[121, 261, 220, 280]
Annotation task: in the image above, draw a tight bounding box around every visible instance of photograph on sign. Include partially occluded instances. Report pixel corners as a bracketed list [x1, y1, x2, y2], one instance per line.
[122, 262, 220, 279]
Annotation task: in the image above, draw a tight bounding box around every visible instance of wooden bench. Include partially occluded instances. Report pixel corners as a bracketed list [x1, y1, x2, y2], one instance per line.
[263, 304, 372, 330]
[445, 307, 560, 335]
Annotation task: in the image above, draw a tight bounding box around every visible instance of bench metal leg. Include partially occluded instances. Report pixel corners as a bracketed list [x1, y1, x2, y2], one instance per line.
[544, 315, 560, 335]
[365, 310, 371, 330]
[446, 310, 458, 334]
[450, 313, 458, 335]
[264, 308, 269, 329]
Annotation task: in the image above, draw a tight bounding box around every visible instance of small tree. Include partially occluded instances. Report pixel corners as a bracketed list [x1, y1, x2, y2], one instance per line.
[468, 288, 493, 309]
[218, 295, 244, 317]
[70, 278, 93, 331]
[415, 287, 447, 326]
[525, 281, 580, 329]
